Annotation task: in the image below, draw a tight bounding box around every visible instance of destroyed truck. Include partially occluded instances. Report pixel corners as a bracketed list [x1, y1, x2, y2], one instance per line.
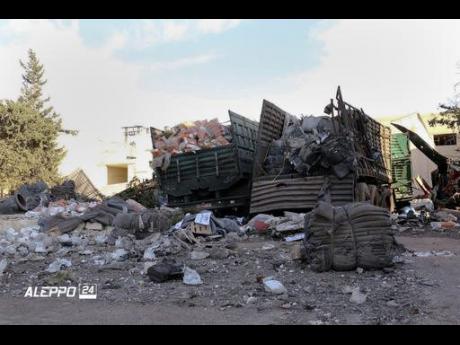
[150, 111, 258, 213]
[249, 86, 392, 214]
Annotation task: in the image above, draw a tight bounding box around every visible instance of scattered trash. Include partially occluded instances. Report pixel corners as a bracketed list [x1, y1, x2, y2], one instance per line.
[350, 287, 367, 304]
[386, 300, 399, 307]
[433, 211, 457, 223]
[430, 221, 459, 231]
[342, 285, 354, 294]
[115, 237, 133, 251]
[183, 267, 203, 285]
[410, 198, 434, 212]
[262, 244, 275, 250]
[190, 250, 210, 260]
[143, 246, 156, 260]
[262, 277, 287, 295]
[147, 262, 184, 283]
[58, 234, 72, 246]
[91, 255, 106, 266]
[254, 221, 270, 234]
[95, 234, 108, 245]
[85, 222, 103, 231]
[246, 296, 257, 304]
[413, 251, 455, 257]
[195, 211, 212, 226]
[46, 258, 72, 273]
[0, 259, 7, 276]
[247, 214, 276, 234]
[111, 249, 129, 262]
[284, 233, 305, 242]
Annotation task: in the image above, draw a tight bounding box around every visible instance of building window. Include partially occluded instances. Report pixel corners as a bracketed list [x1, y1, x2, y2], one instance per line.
[107, 165, 128, 185]
[434, 133, 457, 146]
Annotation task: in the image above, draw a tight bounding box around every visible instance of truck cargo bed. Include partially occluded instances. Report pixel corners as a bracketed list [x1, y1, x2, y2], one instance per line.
[152, 111, 258, 211]
[249, 87, 391, 214]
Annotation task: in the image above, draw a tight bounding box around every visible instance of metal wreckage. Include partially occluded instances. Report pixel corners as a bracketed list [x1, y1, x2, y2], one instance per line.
[1, 86, 457, 275]
[146, 86, 400, 272]
[151, 86, 392, 215]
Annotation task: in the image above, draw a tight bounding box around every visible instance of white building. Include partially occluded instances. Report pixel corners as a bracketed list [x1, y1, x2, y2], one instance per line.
[58, 126, 153, 196]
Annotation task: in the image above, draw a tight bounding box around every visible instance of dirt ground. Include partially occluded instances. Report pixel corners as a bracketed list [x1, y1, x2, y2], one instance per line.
[1, 218, 460, 324]
[396, 235, 460, 324]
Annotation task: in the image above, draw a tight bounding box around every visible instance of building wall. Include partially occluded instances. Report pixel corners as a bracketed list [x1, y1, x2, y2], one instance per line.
[418, 113, 460, 161]
[58, 126, 153, 197]
[380, 114, 438, 195]
[107, 165, 128, 185]
[380, 113, 460, 159]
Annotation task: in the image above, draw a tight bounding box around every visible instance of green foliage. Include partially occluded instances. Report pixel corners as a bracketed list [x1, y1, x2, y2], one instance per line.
[428, 101, 460, 130]
[0, 49, 65, 192]
[429, 78, 460, 130]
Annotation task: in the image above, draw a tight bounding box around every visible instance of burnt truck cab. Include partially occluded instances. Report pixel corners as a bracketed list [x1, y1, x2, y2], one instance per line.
[151, 111, 258, 214]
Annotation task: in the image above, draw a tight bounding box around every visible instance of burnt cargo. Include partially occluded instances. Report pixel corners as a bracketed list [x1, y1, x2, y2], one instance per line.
[151, 111, 258, 212]
[249, 87, 392, 214]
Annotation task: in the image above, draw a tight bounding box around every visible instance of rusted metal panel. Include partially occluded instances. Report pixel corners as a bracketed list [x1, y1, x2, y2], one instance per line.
[252, 100, 292, 179]
[249, 175, 354, 214]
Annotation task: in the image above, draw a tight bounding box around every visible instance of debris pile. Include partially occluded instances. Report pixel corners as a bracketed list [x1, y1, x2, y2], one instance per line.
[304, 201, 398, 272]
[174, 210, 242, 238]
[264, 115, 356, 179]
[0, 180, 95, 215]
[114, 177, 157, 209]
[36, 196, 184, 240]
[152, 118, 232, 171]
[392, 199, 460, 234]
[244, 211, 306, 241]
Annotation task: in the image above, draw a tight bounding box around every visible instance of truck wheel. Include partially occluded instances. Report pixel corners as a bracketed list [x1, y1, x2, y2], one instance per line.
[379, 186, 392, 209]
[368, 185, 379, 206]
[355, 182, 370, 202]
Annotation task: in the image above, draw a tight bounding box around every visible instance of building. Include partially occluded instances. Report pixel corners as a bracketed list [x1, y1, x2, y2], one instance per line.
[58, 126, 153, 197]
[380, 113, 460, 161]
[379, 113, 460, 199]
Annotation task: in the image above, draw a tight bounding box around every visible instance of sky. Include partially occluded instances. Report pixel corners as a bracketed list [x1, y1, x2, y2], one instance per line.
[1, 19, 460, 176]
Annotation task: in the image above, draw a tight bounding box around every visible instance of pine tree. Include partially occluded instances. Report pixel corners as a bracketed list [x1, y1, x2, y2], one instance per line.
[0, 49, 66, 193]
[19, 49, 57, 119]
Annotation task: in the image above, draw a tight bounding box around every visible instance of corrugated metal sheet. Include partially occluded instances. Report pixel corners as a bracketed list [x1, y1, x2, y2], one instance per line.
[228, 110, 259, 176]
[228, 110, 258, 152]
[250, 175, 354, 214]
[252, 100, 292, 179]
[65, 169, 103, 200]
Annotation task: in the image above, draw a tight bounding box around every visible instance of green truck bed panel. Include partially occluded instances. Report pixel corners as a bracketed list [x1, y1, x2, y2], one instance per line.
[153, 111, 258, 209]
